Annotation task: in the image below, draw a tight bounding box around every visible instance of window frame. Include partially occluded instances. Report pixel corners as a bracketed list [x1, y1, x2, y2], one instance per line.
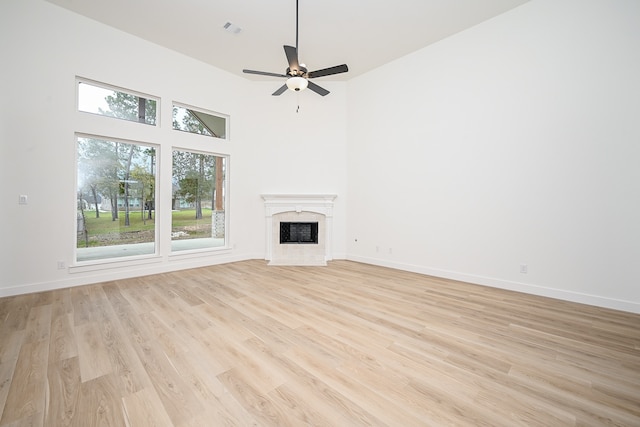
[70, 78, 232, 271]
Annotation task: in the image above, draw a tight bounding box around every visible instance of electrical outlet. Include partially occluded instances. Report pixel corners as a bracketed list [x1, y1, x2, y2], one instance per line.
[19, 195, 28, 205]
[57, 261, 66, 270]
[520, 264, 528, 274]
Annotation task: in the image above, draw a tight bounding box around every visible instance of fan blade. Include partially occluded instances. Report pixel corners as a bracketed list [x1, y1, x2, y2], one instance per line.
[307, 81, 330, 96]
[284, 45, 300, 73]
[243, 69, 288, 78]
[272, 84, 288, 96]
[307, 64, 349, 79]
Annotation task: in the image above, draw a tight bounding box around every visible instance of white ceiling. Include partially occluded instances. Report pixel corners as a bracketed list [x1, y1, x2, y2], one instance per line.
[46, 0, 529, 81]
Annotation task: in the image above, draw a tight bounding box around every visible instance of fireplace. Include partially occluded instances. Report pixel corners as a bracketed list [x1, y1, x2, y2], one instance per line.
[262, 194, 336, 266]
[280, 222, 319, 244]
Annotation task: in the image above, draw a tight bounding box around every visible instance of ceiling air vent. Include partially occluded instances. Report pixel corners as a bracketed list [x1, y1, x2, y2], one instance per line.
[223, 22, 241, 34]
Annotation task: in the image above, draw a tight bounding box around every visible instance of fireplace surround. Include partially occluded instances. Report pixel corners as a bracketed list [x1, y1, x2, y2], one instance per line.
[262, 194, 336, 266]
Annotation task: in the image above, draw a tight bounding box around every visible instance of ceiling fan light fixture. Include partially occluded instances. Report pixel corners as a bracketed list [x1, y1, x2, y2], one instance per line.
[286, 76, 308, 91]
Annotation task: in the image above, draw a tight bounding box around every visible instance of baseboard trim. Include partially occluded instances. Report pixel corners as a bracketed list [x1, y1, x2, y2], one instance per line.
[0, 253, 256, 298]
[345, 255, 640, 314]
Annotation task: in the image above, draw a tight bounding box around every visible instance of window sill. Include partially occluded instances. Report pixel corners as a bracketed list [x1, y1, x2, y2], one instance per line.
[69, 254, 163, 274]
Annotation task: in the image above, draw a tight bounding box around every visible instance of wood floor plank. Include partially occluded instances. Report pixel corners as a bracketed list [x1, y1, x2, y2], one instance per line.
[49, 289, 73, 319]
[267, 383, 348, 427]
[216, 368, 295, 427]
[69, 288, 94, 327]
[170, 348, 258, 427]
[1, 412, 44, 427]
[156, 341, 258, 426]
[71, 374, 125, 427]
[74, 322, 113, 383]
[128, 339, 203, 426]
[48, 313, 78, 365]
[92, 294, 152, 395]
[102, 286, 154, 347]
[0, 339, 48, 426]
[243, 335, 387, 426]
[284, 343, 427, 426]
[121, 387, 174, 427]
[116, 278, 156, 315]
[187, 291, 256, 341]
[0, 295, 34, 336]
[44, 357, 81, 427]
[22, 306, 51, 345]
[0, 332, 24, 423]
[1, 259, 639, 426]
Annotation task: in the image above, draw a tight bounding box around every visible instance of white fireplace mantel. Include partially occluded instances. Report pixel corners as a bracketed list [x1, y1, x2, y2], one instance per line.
[262, 194, 337, 265]
[261, 194, 337, 216]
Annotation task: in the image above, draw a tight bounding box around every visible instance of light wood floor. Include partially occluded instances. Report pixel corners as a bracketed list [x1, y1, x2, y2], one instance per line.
[1, 260, 639, 426]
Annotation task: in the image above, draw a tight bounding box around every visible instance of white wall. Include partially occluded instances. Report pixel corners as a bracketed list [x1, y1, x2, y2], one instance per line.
[346, 0, 640, 312]
[0, 0, 348, 296]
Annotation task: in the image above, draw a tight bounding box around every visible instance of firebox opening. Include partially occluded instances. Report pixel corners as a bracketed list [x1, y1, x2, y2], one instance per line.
[280, 222, 319, 244]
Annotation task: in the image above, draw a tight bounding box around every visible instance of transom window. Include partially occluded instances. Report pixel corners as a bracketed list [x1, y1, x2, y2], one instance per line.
[173, 103, 228, 139]
[77, 79, 158, 125]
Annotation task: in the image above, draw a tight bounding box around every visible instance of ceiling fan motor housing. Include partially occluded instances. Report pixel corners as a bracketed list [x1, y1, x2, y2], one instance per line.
[287, 66, 308, 77]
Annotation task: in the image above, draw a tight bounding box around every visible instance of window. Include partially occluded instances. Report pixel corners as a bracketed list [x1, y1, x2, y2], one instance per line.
[74, 78, 231, 266]
[78, 79, 158, 125]
[171, 149, 226, 252]
[173, 103, 227, 139]
[76, 136, 157, 262]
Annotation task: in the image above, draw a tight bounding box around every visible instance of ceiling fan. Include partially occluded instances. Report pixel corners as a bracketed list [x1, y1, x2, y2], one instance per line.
[242, 0, 348, 96]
